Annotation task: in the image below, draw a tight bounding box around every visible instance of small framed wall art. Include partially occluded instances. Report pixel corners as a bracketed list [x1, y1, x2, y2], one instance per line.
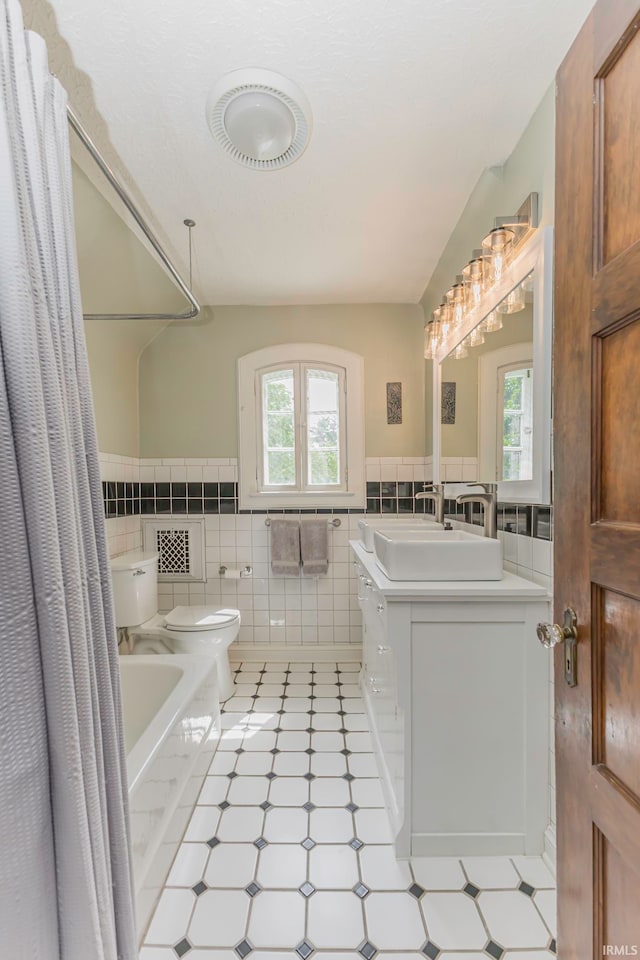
[386, 382, 402, 425]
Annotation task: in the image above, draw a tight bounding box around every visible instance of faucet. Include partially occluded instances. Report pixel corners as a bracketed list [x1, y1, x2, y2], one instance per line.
[455, 482, 498, 539]
[414, 483, 445, 525]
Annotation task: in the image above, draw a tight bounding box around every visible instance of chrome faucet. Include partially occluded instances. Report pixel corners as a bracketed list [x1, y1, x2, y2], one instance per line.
[455, 482, 498, 539]
[415, 483, 445, 525]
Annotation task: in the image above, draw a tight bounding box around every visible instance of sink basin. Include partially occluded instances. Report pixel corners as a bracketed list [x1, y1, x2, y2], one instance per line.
[358, 517, 444, 552]
[373, 529, 503, 581]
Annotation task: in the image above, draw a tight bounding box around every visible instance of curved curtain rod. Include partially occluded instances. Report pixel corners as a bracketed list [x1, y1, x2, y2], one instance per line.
[66, 106, 201, 322]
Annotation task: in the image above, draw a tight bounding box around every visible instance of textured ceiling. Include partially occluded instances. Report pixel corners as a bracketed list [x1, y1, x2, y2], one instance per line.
[23, 0, 593, 305]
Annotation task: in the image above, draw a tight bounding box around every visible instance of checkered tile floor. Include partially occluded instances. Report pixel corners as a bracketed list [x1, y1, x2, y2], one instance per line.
[140, 661, 557, 960]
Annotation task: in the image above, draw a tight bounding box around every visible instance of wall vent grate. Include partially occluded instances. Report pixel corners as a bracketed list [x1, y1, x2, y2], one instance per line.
[157, 529, 190, 575]
[142, 519, 205, 582]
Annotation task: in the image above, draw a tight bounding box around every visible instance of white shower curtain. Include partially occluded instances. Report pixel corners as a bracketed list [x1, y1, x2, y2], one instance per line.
[0, 2, 137, 957]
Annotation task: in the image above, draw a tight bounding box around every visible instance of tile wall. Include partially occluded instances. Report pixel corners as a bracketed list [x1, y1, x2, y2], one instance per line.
[100, 452, 556, 867]
[99, 452, 142, 558]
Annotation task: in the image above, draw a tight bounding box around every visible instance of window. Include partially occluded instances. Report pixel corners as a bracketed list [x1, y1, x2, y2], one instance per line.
[499, 364, 533, 482]
[238, 344, 365, 509]
[260, 363, 345, 491]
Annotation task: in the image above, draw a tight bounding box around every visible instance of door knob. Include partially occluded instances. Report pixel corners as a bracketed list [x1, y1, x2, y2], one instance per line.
[537, 608, 578, 687]
[536, 608, 577, 648]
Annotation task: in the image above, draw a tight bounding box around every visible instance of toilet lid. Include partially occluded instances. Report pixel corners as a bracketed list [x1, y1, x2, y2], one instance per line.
[165, 605, 240, 632]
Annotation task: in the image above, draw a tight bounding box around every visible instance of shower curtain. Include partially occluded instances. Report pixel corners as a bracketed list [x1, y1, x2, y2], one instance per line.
[0, 2, 137, 957]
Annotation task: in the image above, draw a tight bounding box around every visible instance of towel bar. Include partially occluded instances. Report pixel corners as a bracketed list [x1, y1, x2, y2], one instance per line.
[264, 517, 341, 527]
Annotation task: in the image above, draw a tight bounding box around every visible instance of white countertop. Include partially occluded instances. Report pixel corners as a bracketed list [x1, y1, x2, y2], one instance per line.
[350, 540, 550, 601]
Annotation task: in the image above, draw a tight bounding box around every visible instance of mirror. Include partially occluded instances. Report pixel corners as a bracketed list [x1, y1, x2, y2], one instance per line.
[432, 226, 552, 504]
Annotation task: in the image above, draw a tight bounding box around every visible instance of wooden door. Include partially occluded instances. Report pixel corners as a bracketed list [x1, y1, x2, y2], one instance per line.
[555, 3, 640, 955]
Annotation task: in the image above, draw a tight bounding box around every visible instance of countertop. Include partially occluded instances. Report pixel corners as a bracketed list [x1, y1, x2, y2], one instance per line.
[350, 540, 550, 601]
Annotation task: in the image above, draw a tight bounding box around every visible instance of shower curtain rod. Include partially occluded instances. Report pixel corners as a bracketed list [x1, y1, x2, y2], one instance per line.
[66, 106, 201, 322]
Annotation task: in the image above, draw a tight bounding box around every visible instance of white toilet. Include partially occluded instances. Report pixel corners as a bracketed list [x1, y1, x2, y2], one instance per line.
[110, 550, 240, 700]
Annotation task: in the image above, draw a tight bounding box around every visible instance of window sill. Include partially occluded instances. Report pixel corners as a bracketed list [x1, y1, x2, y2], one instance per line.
[238, 489, 365, 511]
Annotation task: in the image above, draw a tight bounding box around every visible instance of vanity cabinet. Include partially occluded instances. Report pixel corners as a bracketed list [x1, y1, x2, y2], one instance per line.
[355, 561, 405, 834]
[352, 541, 550, 860]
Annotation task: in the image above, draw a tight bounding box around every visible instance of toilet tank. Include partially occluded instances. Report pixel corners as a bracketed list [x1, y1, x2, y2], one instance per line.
[110, 551, 158, 628]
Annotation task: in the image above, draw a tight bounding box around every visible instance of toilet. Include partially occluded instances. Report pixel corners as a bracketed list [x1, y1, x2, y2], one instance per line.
[110, 550, 240, 700]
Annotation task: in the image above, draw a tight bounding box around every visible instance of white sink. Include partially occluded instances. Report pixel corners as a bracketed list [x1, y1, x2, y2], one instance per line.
[373, 529, 503, 581]
[358, 516, 444, 553]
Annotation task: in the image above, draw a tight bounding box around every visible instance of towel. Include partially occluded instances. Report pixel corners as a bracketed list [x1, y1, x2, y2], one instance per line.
[270, 518, 301, 576]
[300, 517, 329, 577]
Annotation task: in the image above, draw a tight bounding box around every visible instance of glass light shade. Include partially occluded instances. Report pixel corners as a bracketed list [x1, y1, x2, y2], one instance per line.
[447, 281, 465, 303]
[224, 91, 296, 162]
[462, 257, 485, 308]
[521, 270, 535, 293]
[482, 227, 515, 284]
[454, 341, 469, 359]
[483, 309, 503, 332]
[496, 284, 526, 314]
[424, 320, 441, 360]
[437, 302, 454, 339]
[445, 282, 465, 329]
[468, 326, 485, 347]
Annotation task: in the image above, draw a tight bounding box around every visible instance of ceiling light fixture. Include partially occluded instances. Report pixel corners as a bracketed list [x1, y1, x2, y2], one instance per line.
[206, 68, 312, 170]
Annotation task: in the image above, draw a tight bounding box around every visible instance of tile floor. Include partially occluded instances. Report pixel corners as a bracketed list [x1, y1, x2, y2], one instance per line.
[140, 661, 557, 960]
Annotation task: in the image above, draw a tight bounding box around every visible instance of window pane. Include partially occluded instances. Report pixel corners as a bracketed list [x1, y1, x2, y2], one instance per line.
[264, 369, 294, 411]
[262, 368, 296, 487]
[307, 368, 339, 412]
[503, 413, 522, 448]
[267, 413, 295, 450]
[503, 372, 523, 410]
[267, 451, 296, 486]
[310, 451, 339, 485]
[499, 364, 533, 482]
[308, 412, 338, 449]
[503, 450, 521, 481]
[306, 368, 341, 486]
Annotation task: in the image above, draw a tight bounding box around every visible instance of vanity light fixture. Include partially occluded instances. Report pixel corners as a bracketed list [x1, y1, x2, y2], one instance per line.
[424, 321, 439, 360]
[482, 309, 503, 333]
[481, 227, 514, 284]
[462, 254, 486, 308]
[468, 326, 485, 348]
[521, 270, 535, 293]
[454, 341, 469, 359]
[496, 283, 526, 314]
[426, 192, 538, 361]
[446, 279, 466, 329]
[206, 68, 312, 170]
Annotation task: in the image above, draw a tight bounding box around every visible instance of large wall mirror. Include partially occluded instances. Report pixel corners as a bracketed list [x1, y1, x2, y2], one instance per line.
[432, 226, 553, 504]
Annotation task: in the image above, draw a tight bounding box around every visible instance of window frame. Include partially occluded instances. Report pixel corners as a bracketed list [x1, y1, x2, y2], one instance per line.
[497, 362, 534, 482]
[477, 341, 534, 484]
[238, 343, 365, 510]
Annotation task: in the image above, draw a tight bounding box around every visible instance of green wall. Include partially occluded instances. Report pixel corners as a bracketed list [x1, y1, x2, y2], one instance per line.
[73, 162, 188, 456]
[139, 304, 425, 458]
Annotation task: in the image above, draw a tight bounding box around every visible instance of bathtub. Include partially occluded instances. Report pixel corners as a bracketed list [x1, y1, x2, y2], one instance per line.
[119, 654, 219, 940]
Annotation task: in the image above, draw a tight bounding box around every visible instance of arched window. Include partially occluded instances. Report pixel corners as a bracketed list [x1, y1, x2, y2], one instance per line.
[238, 344, 365, 509]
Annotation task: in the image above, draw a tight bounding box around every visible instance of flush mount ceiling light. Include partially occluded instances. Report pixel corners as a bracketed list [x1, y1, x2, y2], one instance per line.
[206, 68, 312, 170]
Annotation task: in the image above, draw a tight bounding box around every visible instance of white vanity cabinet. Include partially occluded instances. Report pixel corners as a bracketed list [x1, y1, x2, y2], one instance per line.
[355, 558, 405, 836]
[352, 541, 551, 860]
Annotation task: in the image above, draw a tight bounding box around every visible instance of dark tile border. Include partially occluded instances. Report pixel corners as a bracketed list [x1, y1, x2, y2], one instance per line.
[102, 480, 553, 541]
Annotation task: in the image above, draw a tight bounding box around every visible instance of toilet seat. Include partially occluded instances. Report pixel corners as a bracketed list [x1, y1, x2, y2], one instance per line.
[165, 605, 240, 632]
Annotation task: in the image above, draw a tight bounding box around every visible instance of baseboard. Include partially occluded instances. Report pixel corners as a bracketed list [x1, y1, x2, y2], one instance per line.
[230, 643, 363, 663]
[543, 824, 557, 876]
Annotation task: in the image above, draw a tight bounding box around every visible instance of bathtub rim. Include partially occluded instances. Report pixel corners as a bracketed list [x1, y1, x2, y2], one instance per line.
[119, 653, 217, 794]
